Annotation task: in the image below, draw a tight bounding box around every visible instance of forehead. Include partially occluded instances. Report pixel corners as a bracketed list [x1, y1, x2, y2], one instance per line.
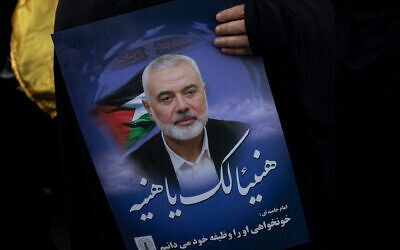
[147, 62, 201, 92]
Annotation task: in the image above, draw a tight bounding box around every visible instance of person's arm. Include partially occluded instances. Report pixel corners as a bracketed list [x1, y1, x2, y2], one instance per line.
[214, 0, 334, 61]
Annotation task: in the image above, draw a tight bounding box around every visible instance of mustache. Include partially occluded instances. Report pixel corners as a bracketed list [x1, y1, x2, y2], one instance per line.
[173, 113, 198, 125]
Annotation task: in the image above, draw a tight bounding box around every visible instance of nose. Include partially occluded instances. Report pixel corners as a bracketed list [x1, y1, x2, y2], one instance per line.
[175, 94, 189, 113]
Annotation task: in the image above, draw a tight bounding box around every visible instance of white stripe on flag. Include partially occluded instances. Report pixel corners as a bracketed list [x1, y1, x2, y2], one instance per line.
[121, 92, 148, 121]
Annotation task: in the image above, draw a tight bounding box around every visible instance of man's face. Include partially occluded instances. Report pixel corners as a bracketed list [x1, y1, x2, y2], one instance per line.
[143, 61, 208, 141]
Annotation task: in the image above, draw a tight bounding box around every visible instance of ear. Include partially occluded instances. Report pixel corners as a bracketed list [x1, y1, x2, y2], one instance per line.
[142, 99, 154, 121]
[203, 81, 206, 89]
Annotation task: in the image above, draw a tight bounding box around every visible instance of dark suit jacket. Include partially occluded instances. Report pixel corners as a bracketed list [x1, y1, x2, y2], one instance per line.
[129, 119, 249, 189]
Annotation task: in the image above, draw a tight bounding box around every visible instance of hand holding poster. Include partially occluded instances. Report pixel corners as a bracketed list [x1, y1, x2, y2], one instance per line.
[52, 0, 309, 249]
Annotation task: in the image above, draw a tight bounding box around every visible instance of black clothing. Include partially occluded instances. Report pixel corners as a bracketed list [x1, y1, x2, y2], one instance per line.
[244, 0, 336, 248]
[129, 119, 249, 188]
[1, 73, 60, 250]
[332, 2, 400, 248]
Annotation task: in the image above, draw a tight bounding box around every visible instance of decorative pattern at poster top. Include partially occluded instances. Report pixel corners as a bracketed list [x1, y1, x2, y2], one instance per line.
[52, 0, 309, 249]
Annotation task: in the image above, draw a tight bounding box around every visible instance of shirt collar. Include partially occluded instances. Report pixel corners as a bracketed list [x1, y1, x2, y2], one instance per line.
[162, 127, 211, 172]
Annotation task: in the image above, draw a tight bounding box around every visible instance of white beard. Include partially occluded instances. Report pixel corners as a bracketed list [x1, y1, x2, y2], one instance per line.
[151, 107, 208, 141]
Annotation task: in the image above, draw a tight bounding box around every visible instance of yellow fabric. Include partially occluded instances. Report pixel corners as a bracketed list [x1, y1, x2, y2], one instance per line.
[10, 0, 58, 117]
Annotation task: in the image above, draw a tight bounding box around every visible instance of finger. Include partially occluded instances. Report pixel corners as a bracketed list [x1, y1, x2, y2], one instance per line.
[216, 4, 244, 22]
[215, 19, 246, 35]
[214, 35, 249, 48]
[221, 47, 253, 56]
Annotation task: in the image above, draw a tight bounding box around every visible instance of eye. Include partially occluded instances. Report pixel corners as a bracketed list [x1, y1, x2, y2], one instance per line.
[158, 94, 174, 104]
[184, 88, 197, 97]
[160, 96, 171, 103]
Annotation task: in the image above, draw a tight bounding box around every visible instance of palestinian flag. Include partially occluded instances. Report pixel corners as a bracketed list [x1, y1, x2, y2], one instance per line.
[95, 69, 155, 151]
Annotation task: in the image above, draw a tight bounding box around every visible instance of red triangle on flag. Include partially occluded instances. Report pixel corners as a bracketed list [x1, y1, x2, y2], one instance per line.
[96, 105, 135, 147]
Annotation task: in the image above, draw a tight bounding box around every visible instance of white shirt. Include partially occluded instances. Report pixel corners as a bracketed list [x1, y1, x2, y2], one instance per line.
[162, 128, 220, 195]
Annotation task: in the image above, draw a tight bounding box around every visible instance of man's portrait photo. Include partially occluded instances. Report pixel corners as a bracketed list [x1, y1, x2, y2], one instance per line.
[129, 54, 249, 194]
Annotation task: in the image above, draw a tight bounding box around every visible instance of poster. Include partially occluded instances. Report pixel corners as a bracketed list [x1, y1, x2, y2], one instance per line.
[52, 0, 309, 249]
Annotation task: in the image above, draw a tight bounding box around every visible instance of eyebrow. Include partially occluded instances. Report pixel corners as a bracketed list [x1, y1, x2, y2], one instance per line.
[182, 84, 198, 92]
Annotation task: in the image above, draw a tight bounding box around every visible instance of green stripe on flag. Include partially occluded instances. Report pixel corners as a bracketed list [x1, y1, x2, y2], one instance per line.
[124, 113, 156, 150]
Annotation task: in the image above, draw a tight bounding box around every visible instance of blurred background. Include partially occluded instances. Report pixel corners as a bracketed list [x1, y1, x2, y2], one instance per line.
[0, 0, 66, 249]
